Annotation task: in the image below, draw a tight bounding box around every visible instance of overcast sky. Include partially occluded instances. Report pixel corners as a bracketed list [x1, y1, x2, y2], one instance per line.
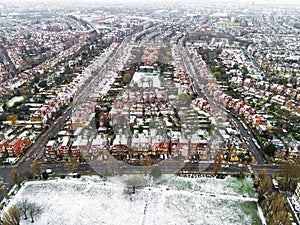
[0, 0, 299, 10]
[1, 0, 300, 4]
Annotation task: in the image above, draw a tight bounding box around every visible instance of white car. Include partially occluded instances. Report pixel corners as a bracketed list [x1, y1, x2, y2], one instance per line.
[45, 169, 52, 174]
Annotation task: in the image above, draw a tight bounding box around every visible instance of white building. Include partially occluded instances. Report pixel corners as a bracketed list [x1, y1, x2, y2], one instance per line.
[292, 183, 300, 211]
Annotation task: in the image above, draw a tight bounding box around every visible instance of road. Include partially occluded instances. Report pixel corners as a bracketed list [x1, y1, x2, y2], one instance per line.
[0, 36, 131, 201]
[0, 120, 62, 199]
[0, 22, 277, 203]
[72, 37, 130, 107]
[226, 112, 266, 165]
[32, 160, 249, 177]
[177, 35, 266, 165]
[252, 164, 280, 175]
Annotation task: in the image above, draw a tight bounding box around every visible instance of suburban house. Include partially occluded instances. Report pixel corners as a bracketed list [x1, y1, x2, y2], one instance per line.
[6, 137, 30, 156]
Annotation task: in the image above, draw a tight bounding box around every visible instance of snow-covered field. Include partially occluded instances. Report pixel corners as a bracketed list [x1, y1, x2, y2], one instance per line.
[3, 175, 262, 225]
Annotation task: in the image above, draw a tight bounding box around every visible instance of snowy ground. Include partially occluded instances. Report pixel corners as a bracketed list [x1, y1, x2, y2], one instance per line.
[3, 175, 262, 225]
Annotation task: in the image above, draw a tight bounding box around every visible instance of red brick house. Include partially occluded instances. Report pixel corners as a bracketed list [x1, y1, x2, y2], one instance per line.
[7, 139, 25, 156]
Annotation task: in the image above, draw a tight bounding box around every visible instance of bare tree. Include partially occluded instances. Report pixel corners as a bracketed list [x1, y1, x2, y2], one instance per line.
[2, 205, 21, 225]
[1, 185, 9, 200]
[10, 169, 23, 188]
[106, 155, 118, 175]
[213, 151, 223, 175]
[0, 178, 9, 200]
[162, 55, 170, 64]
[276, 163, 300, 192]
[30, 160, 42, 178]
[28, 202, 42, 223]
[125, 176, 143, 194]
[123, 73, 132, 84]
[17, 199, 30, 220]
[261, 192, 290, 225]
[257, 169, 272, 196]
[143, 154, 153, 175]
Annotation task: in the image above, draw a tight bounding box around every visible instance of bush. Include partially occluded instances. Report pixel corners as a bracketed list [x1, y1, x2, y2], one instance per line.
[151, 166, 162, 179]
[216, 174, 227, 179]
[236, 173, 245, 179]
[61, 175, 65, 179]
[263, 143, 276, 157]
[258, 195, 266, 204]
[76, 174, 81, 179]
[41, 172, 49, 180]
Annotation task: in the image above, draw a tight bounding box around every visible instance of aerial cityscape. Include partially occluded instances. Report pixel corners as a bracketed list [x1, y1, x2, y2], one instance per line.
[0, 0, 300, 224]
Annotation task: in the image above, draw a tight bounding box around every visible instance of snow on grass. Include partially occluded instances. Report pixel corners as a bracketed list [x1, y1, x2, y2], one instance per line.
[225, 177, 257, 198]
[3, 175, 262, 225]
[156, 175, 257, 198]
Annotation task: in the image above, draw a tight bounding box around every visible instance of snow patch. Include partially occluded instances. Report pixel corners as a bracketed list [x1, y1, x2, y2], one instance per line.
[2, 175, 262, 225]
